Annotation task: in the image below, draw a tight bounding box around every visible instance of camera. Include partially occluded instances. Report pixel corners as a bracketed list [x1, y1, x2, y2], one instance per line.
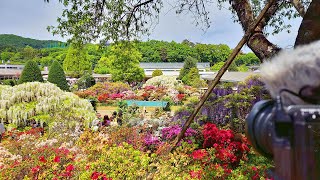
[246, 93, 320, 179]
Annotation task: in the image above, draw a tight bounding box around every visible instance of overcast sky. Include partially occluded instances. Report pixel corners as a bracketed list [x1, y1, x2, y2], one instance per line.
[0, 0, 302, 52]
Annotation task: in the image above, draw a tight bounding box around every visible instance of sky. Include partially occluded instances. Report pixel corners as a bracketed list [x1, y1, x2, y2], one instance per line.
[0, 0, 303, 52]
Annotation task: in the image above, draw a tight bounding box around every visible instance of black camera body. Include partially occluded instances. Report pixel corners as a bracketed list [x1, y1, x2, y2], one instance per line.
[246, 97, 320, 180]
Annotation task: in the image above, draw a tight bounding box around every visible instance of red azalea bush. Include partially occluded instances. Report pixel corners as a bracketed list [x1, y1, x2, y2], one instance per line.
[202, 122, 250, 167]
[97, 93, 109, 102]
[1, 145, 78, 179]
[177, 93, 185, 102]
[3, 127, 43, 140]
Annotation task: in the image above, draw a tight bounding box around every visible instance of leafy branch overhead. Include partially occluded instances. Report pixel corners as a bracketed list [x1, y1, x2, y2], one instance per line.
[46, 0, 163, 44]
[46, 0, 314, 60]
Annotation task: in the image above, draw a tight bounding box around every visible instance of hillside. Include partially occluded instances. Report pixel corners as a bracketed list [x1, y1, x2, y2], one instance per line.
[0, 34, 66, 49]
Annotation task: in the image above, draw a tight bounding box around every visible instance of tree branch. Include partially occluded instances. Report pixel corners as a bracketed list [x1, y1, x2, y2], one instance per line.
[291, 0, 306, 17]
[172, 0, 278, 151]
[230, 0, 281, 60]
[295, 0, 320, 46]
[126, 0, 155, 37]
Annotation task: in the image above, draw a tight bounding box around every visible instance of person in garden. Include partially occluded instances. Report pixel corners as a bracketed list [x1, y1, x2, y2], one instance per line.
[117, 110, 123, 126]
[102, 115, 110, 126]
[91, 113, 102, 131]
[0, 123, 5, 143]
[110, 111, 117, 121]
[30, 119, 37, 128]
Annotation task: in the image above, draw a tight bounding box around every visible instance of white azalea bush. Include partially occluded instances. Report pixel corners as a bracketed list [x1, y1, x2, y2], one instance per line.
[143, 75, 182, 88]
[0, 82, 95, 130]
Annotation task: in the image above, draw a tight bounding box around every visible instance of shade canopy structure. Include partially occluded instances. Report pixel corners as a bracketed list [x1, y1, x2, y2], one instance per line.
[125, 100, 168, 108]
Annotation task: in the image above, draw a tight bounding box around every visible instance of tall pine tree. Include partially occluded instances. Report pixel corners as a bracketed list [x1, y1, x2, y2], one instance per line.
[18, 60, 44, 84]
[48, 60, 70, 91]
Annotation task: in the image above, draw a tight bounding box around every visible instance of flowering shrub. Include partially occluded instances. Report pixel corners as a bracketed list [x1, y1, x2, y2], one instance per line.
[75, 80, 196, 104]
[97, 93, 109, 102]
[202, 123, 250, 166]
[1, 140, 79, 179]
[74, 82, 130, 99]
[143, 75, 181, 88]
[0, 82, 95, 128]
[0, 124, 272, 179]
[172, 75, 269, 133]
[161, 125, 198, 145]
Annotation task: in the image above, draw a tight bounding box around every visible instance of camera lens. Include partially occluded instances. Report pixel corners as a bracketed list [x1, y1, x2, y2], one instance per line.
[246, 100, 274, 159]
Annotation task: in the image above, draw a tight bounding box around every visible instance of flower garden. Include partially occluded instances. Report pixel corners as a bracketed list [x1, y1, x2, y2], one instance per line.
[0, 75, 273, 180]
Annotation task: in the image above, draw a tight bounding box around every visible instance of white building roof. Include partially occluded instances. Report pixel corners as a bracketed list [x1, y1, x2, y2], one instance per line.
[202, 71, 260, 82]
[140, 62, 210, 70]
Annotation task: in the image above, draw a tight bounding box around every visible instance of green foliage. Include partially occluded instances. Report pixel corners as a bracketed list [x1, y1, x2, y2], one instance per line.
[152, 69, 163, 77]
[86, 44, 103, 69]
[94, 56, 113, 74]
[18, 60, 44, 84]
[21, 46, 38, 60]
[235, 52, 260, 66]
[63, 45, 92, 77]
[47, 60, 70, 91]
[211, 61, 238, 71]
[86, 143, 151, 179]
[108, 43, 145, 83]
[0, 34, 65, 49]
[77, 73, 96, 89]
[179, 56, 197, 80]
[0, 51, 15, 61]
[1, 79, 17, 86]
[195, 44, 231, 65]
[182, 67, 199, 85]
[238, 64, 249, 72]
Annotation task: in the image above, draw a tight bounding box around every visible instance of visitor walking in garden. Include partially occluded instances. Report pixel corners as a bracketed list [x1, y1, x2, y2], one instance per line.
[102, 115, 110, 126]
[110, 111, 117, 121]
[91, 113, 102, 131]
[117, 110, 123, 126]
[0, 123, 5, 143]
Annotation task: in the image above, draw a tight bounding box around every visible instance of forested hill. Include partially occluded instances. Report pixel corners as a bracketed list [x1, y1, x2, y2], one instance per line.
[0, 34, 66, 49]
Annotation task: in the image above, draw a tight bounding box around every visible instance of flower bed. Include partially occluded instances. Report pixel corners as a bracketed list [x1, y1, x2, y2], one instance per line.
[74, 81, 199, 105]
[0, 122, 272, 179]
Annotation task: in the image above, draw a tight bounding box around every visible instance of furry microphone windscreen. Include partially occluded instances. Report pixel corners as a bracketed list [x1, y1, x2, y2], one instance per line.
[260, 40, 320, 106]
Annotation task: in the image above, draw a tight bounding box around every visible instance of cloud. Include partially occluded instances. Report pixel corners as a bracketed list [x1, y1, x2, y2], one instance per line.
[0, 0, 64, 41]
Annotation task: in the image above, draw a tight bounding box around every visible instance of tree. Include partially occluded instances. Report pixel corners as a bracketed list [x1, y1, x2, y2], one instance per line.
[46, 0, 318, 61]
[47, 60, 70, 91]
[178, 56, 197, 80]
[182, 67, 200, 85]
[182, 67, 207, 87]
[211, 61, 238, 71]
[63, 45, 92, 77]
[235, 53, 260, 66]
[94, 56, 113, 74]
[21, 46, 38, 60]
[18, 60, 44, 84]
[108, 43, 145, 83]
[0, 51, 14, 62]
[77, 73, 96, 89]
[194, 44, 231, 65]
[152, 69, 163, 77]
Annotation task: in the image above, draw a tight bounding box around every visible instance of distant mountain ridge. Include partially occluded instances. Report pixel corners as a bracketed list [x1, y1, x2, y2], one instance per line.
[0, 34, 66, 49]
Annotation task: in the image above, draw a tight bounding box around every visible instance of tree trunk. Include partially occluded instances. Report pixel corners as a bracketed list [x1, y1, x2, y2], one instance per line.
[230, 0, 281, 61]
[295, 0, 320, 46]
[247, 32, 281, 60]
